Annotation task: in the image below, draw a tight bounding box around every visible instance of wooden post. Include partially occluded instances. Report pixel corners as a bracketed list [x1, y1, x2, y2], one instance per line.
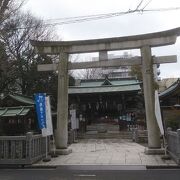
[141, 46, 161, 149]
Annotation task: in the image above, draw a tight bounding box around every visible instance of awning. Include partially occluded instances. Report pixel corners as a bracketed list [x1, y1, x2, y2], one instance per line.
[0, 106, 33, 117]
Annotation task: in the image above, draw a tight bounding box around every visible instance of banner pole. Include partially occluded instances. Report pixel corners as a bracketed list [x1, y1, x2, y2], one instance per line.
[51, 135, 58, 157]
[43, 135, 51, 162]
[46, 136, 48, 158]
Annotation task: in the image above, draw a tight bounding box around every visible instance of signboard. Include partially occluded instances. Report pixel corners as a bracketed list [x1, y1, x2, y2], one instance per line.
[155, 90, 164, 135]
[34, 93, 46, 129]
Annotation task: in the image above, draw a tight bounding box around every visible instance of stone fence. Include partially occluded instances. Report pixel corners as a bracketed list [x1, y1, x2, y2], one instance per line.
[167, 128, 180, 165]
[0, 132, 50, 165]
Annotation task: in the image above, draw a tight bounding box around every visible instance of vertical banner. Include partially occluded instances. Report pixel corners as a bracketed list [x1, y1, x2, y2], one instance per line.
[34, 93, 46, 129]
[41, 96, 53, 136]
[155, 90, 164, 135]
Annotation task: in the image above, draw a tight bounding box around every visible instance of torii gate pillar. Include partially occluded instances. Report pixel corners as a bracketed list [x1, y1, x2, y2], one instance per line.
[55, 51, 72, 154]
[141, 46, 161, 151]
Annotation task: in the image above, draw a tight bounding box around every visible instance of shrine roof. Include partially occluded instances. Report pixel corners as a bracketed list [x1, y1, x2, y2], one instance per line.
[159, 78, 180, 98]
[78, 78, 139, 86]
[3, 94, 34, 106]
[0, 106, 33, 117]
[69, 78, 141, 94]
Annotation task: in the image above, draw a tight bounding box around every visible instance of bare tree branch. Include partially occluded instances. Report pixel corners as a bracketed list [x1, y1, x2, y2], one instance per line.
[0, 0, 25, 25]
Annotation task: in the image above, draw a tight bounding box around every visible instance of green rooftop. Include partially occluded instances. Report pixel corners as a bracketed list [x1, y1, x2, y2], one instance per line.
[8, 94, 34, 105]
[0, 106, 33, 117]
[69, 78, 141, 94]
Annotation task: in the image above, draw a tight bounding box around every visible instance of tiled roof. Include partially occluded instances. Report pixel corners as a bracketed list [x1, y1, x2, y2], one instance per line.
[69, 78, 141, 94]
[159, 78, 180, 98]
[0, 106, 33, 117]
[8, 94, 34, 105]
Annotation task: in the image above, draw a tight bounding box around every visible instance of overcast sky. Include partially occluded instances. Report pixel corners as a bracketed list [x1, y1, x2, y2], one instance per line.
[23, 0, 180, 79]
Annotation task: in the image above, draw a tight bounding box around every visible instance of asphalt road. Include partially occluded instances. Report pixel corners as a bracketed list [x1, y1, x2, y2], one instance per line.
[0, 165, 180, 180]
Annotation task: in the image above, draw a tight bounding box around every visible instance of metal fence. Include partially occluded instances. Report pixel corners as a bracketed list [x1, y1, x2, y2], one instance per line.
[0, 132, 50, 165]
[167, 128, 180, 165]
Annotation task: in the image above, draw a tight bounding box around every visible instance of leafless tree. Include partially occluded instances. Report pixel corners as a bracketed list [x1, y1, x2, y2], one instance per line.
[0, 0, 25, 26]
[0, 0, 25, 93]
[70, 55, 103, 79]
[75, 68, 102, 79]
[0, 9, 58, 94]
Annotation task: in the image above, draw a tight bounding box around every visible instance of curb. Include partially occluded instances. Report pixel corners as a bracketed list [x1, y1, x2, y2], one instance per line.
[0, 165, 57, 169]
[146, 165, 180, 169]
[1, 164, 180, 170]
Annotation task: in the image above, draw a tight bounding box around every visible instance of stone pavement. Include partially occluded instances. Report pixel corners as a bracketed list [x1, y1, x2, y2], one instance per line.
[35, 139, 176, 166]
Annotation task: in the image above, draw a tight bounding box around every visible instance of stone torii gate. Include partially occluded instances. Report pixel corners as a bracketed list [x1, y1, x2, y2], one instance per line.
[31, 27, 180, 154]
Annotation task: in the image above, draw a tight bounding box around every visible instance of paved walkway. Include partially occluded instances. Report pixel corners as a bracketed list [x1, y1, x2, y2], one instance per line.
[36, 139, 176, 166]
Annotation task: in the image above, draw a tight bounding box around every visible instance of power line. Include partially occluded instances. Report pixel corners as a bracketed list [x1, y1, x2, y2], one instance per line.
[143, 7, 180, 12]
[43, 7, 180, 26]
[141, 0, 153, 10]
[10, 6, 180, 30]
[135, 0, 145, 10]
[45, 0, 147, 23]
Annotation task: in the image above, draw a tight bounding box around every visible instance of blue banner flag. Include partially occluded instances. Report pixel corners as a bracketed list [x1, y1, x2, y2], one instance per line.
[34, 93, 46, 129]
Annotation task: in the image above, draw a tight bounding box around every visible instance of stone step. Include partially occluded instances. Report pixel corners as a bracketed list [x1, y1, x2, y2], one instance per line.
[79, 131, 133, 139]
[81, 135, 132, 139]
[87, 124, 120, 131]
[80, 123, 133, 139]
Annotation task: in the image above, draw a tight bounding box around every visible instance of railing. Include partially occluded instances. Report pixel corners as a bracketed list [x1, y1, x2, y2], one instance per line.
[132, 128, 148, 143]
[0, 132, 50, 165]
[167, 128, 180, 165]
